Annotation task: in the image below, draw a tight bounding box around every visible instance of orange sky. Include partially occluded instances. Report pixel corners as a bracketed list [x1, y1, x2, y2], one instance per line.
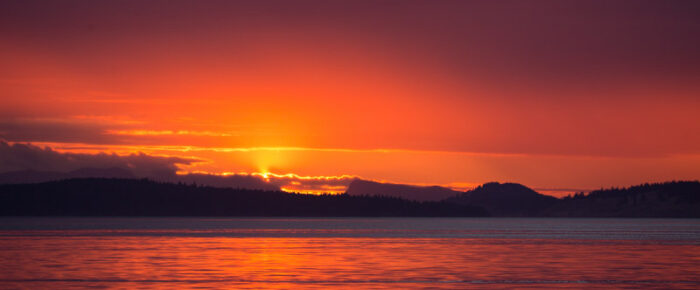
[1, 1, 700, 196]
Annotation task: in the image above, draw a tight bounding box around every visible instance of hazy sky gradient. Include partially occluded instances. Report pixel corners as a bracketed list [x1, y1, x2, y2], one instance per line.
[1, 0, 699, 195]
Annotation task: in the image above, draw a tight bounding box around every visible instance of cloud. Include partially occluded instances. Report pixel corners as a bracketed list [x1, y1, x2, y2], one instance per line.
[0, 140, 201, 177]
[167, 173, 280, 191]
[0, 141, 600, 196]
[252, 173, 358, 194]
[0, 141, 285, 190]
[106, 129, 236, 137]
[0, 141, 356, 192]
[0, 118, 120, 145]
[0, 117, 244, 148]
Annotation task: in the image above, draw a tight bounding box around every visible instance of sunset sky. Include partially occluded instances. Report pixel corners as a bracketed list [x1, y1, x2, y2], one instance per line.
[1, 0, 699, 195]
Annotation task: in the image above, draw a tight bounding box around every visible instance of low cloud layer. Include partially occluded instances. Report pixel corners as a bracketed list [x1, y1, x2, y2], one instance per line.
[0, 141, 355, 192]
[0, 141, 653, 197]
[256, 173, 357, 194]
[0, 141, 200, 178]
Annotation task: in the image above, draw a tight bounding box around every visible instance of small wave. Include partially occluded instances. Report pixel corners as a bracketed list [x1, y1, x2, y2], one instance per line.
[2, 278, 699, 285]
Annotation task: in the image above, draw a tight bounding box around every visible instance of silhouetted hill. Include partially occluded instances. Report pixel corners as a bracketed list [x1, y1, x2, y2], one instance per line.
[441, 181, 700, 217]
[0, 178, 489, 217]
[445, 182, 559, 216]
[345, 179, 462, 201]
[348, 179, 700, 217]
[542, 181, 700, 217]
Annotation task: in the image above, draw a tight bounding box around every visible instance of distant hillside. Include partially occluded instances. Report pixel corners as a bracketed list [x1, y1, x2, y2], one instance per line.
[441, 181, 700, 217]
[445, 182, 559, 216]
[0, 178, 489, 217]
[347, 180, 700, 217]
[542, 181, 700, 217]
[348, 179, 700, 217]
[345, 179, 462, 201]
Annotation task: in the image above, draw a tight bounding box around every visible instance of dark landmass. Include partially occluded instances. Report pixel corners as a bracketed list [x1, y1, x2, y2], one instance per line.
[446, 182, 559, 216]
[0, 177, 697, 217]
[447, 181, 700, 217]
[0, 178, 489, 217]
[346, 179, 461, 202]
[543, 181, 700, 217]
[347, 180, 700, 217]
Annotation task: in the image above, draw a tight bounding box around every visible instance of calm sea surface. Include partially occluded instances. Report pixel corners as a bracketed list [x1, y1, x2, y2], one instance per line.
[0, 217, 698, 289]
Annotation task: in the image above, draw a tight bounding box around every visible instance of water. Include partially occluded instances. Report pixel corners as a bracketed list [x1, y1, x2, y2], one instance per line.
[0, 218, 698, 289]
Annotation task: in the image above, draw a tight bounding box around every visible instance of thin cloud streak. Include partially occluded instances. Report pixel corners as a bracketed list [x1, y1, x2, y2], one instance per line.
[106, 130, 238, 137]
[22, 142, 537, 158]
[32, 141, 700, 161]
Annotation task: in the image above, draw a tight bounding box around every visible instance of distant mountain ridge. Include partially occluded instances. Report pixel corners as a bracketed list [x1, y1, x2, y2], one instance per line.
[345, 179, 700, 217]
[345, 179, 461, 201]
[347, 180, 560, 216]
[446, 182, 559, 216]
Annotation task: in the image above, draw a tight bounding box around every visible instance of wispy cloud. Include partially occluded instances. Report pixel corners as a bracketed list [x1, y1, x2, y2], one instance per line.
[70, 115, 145, 125]
[106, 130, 237, 137]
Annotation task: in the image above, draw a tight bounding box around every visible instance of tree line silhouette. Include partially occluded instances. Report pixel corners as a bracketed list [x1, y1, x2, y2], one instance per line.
[0, 178, 489, 217]
[0, 178, 697, 217]
[549, 181, 700, 217]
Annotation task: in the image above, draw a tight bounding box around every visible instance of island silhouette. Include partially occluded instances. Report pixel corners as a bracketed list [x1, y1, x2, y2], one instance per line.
[0, 167, 697, 217]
